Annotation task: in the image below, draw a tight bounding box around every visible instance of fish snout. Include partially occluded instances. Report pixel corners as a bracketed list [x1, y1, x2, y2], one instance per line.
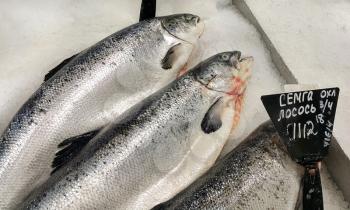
[161, 14, 204, 45]
[238, 56, 253, 82]
[230, 51, 242, 69]
[228, 56, 253, 96]
[195, 18, 205, 39]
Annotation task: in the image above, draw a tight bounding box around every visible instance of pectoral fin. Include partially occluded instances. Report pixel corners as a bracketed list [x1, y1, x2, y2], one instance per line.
[44, 53, 78, 82]
[201, 97, 224, 134]
[161, 43, 182, 70]
[51, 129, 100, 174]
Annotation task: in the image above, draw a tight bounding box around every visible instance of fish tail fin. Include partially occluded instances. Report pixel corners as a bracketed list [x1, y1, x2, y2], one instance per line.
[51, 129, 100, 174]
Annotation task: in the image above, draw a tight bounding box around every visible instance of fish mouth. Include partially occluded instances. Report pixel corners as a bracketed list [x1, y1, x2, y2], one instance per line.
[173, 20, 205, 78]
[226, 56, 253, 133]
[197, 19, 205, 38]
[227, 56, 253, 97]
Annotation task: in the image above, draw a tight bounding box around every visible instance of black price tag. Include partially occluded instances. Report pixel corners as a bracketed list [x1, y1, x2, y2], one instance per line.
[139, 0, 156, 21]
[261, 88, 339, 164]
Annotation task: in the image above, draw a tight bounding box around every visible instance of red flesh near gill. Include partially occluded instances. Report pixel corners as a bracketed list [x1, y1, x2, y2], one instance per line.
[227, 77, 244, 96]
[227, 77, 246, 133]
[231, 94, 244, 133]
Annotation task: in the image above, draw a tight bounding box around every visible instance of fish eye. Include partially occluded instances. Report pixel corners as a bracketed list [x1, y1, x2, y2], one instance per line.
[221, 54, 229, 60]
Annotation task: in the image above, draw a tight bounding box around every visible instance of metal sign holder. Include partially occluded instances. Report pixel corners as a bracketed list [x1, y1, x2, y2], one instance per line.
[261, 87, 339, 210]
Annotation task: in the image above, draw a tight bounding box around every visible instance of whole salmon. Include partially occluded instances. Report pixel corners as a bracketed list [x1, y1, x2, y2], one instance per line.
[20, 52, 252, 209]
[0, 14, 204, 208]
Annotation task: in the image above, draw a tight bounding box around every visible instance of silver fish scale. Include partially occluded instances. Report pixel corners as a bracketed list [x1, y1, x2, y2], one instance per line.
[0, 16, 195, 209]
[21, 71, 222, 209]
[155, 122, 304, 210]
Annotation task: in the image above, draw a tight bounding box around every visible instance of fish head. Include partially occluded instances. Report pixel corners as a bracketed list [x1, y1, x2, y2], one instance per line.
[195, 51, 253, 97]
[195, 51, 253, 131]
[140, 14, 204, 85]
[161, 14, 204, 44]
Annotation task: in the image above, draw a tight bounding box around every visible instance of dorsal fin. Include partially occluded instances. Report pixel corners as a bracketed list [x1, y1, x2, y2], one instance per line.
[51, 129, 100, 174]
[44, 53, 78, 82]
